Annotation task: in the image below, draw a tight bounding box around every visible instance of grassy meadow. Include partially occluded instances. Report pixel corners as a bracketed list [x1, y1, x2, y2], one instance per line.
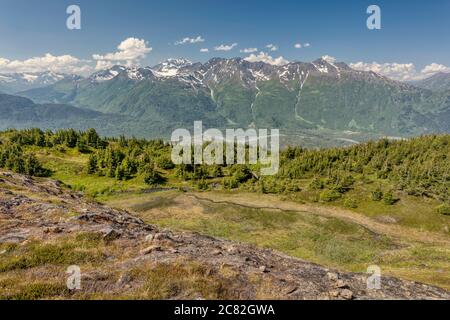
[0, 129, 449, 290]
[24, 145, 450, 290]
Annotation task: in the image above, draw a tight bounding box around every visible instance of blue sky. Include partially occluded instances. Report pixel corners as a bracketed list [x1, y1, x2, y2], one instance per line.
[0, 0, 449, 80]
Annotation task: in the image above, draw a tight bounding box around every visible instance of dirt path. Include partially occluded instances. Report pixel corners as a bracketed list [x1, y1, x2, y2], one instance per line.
[186, 192, 450, 246]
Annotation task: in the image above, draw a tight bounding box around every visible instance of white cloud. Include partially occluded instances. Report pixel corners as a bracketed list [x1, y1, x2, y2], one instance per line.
[240, 48, 258, 53]
[0, 53, 92, 74]
[350, 62, 416, 81]
[93, 60, 115, 71]
[322, 55, 336, 63]
[244, 52, 289, 66]
[214, 43, 238, 51]
[200, 48, 209, 53]
[266, 44, 278, 52]
[294, 42, 311, 49]
[421, 63, 450, 76]
[175, 36, 205, 45]
[93, 37, 152, 70]
[349, 61, 450, 81]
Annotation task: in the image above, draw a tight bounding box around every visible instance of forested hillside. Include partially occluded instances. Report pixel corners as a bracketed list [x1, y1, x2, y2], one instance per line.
[20, 58, 450, 138]
[1, 128, 450, 294]
[1, 129, 448, 212]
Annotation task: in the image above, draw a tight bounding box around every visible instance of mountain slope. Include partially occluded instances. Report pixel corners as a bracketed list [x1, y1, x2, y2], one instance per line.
[412, 72, 450, 92]
[18, 58, 450, 138]
[0, 72, 77, 94]
[1, 170, 449, 299]
[0, 94, 134, 136]
[0, 93, 222, 139]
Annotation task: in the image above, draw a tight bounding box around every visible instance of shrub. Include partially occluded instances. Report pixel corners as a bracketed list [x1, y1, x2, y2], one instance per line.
[371, 188, 383, 201]
[231, 166, 252, 183]
[76, 140, 90, 154]
[383, 191, 398, 205]
[286, 183, 301, 192]
[196, 179, 209, 191]
[223, 177, 239, 189]
[156, 156, 175, 170]
[87, 154, 97, 174]
[319, 189, 342, 202]
[309, 177, 324, 190]
[344, 198, 358, 209]
[143, 166, 165, 185]
[208, 165, 223, 178]
[435, 203, 450, 216]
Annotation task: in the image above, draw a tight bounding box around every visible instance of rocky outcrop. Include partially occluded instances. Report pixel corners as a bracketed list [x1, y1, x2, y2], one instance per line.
[0, 171, 449, 300]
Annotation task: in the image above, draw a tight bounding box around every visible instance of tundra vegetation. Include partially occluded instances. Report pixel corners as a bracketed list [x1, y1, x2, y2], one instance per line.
[0, 128, 449, 293]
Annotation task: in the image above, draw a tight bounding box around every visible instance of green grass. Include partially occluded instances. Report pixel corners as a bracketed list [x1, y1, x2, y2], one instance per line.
[0, 235, 105, 273]
[277, 178, 450, 235]
[31, 147, 149, 198]
[130, 262, 236, 300]
[0, 233, 117, 300]
[31, 146, 448, 236]
[105, 191, 450, 289]
[115, 193, 395, 271]
[0, 282, 70, 300]
[8, 144, 449, 290]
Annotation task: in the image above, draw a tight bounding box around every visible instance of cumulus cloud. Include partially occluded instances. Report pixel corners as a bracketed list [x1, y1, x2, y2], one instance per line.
[214, 43, 238, 51]
[266, 44, 278, 52]
[421, 63, 450, 76]
[350, 61, 450, 81]
[244, 52, 289, 66]
[349, 62, 412, 81]
[350, 62, 416, 81]
[93, 37, 152, 70]
[304, 43, 311, 47]
[0, 53, 92, 74]
[200, 48, 209, 53]
[175, 36, 205, 45]
[240, 48, 258, 53]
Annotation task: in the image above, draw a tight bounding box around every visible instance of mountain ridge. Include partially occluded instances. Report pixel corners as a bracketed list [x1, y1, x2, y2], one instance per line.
[0, 71, 78, 94]
[17, 57, 450, 139]
[412, 72, 450, 92]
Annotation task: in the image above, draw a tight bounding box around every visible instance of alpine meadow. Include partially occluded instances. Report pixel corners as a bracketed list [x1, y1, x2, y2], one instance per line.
[0, 0, 449, 306]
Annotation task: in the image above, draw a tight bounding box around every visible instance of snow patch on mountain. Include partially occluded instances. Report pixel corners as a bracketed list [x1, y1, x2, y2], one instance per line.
[78, 57, 378, 94]
[153, 58, 193, 78]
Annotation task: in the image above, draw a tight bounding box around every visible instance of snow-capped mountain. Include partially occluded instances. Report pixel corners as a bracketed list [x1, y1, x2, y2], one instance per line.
[152, 58, 193, 77]
[19, 57, 450, 138]
[89, 66, 127, 82]
[0, 71, 77, 94]
[84, 57, 399, 92]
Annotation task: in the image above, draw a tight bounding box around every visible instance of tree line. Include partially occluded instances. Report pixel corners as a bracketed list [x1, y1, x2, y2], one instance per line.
[0, 129, 448, 205]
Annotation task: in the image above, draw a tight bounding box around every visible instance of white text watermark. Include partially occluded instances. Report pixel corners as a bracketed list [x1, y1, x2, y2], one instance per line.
[171, 121, 280, 176]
